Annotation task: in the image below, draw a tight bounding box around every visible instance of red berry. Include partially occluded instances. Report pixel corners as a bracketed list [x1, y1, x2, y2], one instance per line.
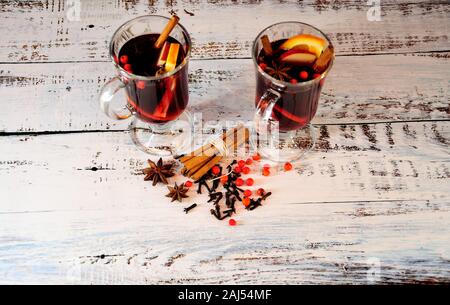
[284, 162, 293, 171]
[290, 78, 298, 84]
[313, 73, 321, 79]
[184, 180, 193, 187]
[252, 153, 261, 161]
[136, 81, 145, 89]
[119, 55, 129, 64]
[263, 163, 271, 170]
[244, 189, 252, 197]
[262, 169, 270, 176]
[235, 178, 244, 187]
[238, 160, 246, 168]
[245, 178, 254, 186]
[228, 218, 237, 226]
[123, 64, 132, 72]
[246, 158, 253, 165]
[257, 188, 265, 196]
[212, 165, 221, 175]
[220, 175, 229, 184]
[299, 71, 309, 80]
[234, 166, 242, 174]
[259, 62, 267, 70]
[242, 166, 250, 174]
[242, 197, 251, 207]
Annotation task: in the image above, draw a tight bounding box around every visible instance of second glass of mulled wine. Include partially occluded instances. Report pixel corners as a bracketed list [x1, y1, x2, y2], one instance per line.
[251, 22, 334, 162]
[99, 15, 192, 156]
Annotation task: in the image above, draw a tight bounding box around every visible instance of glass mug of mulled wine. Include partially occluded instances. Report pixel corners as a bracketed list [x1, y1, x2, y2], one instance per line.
[99, 15, 192, 156]
[251, 22, 334, 162]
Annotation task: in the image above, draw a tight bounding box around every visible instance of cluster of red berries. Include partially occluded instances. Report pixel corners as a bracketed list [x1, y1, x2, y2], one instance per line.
[115, 54, 146, 89]
[183, 154, 294, 226]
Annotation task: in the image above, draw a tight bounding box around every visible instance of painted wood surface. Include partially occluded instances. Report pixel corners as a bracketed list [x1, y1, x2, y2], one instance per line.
[1, 121, 449, 284]
[0, 0, 449, 284]
[1, 52, 449, 133]
[0, 0, 449, 62]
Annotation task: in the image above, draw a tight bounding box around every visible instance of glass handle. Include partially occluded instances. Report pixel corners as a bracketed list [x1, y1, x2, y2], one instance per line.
[254, 88, 281, 134]
[99, 77, 133, 120]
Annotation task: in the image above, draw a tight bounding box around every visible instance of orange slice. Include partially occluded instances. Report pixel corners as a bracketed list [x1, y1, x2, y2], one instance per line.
[279, 34, 326, 58]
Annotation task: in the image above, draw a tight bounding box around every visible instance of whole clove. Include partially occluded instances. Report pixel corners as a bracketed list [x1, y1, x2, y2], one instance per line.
[210, 209, 221, 220]
[184, 203, 197, 214]
[261, 192, 272, 201]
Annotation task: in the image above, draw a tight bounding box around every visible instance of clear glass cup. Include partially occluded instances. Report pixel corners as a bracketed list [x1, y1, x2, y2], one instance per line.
[251, 22, 334, 162]
[99, 15, 192, 156]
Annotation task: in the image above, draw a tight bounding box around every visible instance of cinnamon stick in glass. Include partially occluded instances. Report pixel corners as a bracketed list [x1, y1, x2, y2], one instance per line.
[260, 35, 273, 57]
[155, 15, 180, 49]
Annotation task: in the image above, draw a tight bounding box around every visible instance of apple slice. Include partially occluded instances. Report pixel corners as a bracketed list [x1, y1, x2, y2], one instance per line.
[279, 49, 317, 66]
[279, 34, 326, 58]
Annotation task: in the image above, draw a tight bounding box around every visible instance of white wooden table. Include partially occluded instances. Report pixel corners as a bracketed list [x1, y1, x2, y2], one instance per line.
[1, 1, 449, 284]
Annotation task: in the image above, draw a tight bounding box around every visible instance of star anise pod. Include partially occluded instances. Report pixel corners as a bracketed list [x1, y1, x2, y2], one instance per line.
[265, 61, 291, 81]
[142, 158, 175, 186]
[165, 183, 189, 202]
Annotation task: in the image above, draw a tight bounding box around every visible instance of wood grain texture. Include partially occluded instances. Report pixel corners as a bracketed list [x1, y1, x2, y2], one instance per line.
[0, 0, 449, 62]
[0, 121, 449, 284]
[1, 52, 449, 133]
[1, 0, 449, 285]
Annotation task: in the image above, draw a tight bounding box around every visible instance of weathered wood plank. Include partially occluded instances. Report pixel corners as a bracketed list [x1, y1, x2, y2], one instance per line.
[1, 121, 449, 213]
[0, 122, 449, 284]
[0, 0, 449, 62]
[1, 53, 449, 133]
[0, 199, 449, 284]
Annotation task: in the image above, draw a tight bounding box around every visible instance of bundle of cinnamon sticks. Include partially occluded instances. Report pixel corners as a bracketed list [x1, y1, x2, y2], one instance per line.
[176, 125, 249, 181]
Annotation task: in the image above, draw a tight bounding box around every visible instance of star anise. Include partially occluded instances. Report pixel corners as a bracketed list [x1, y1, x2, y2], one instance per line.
[142, 158, 175, 186]
[165, 183, 189, 202]
[265, 61, 291, 81]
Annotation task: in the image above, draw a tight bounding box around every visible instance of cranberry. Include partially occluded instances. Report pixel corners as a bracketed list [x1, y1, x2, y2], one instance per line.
[242, 166, 250, 174]
[284, 162, 293, 171]
[212, 165, 221, 175]
[234, 166, 242, 174]
[262, 169, 270, 176]
[136, 81, 145, 89]
[245, 178, 254, 186]
[228, 218, 237, 226]
[123, 64, 132, 73]
[257, 188, 265, 196]
[220, 175, 228, 184]
[252, 153, 261, 161]
[259, 62, 267, 70]
[242, 197, 251, 207]
[238, 160, 246, 168]
[119, 55, 129, 64]
[235, 178, 244, 187]
[263, 164, 271, 170]
[290, 78, 298, 84]
[184, 180, 193, 187]
[246, 158, 253, 165]
[244, 189, 252, 197]
[299, 71, 309, 80]
[313, 73, 321, 79]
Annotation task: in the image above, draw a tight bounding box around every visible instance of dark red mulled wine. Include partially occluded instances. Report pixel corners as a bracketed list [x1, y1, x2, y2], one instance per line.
[256, 38, 325, 131]
[117, 34, 188, 123]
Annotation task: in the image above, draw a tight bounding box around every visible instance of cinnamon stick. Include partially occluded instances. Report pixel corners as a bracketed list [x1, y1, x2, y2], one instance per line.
[180, 125, 244, 162]
[191, 156, 223, 181]
[313, 46, 334, 74]
[189, 127, 249, 181]
[261, 35, 273, 57]
[155, 15, 180, 49]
